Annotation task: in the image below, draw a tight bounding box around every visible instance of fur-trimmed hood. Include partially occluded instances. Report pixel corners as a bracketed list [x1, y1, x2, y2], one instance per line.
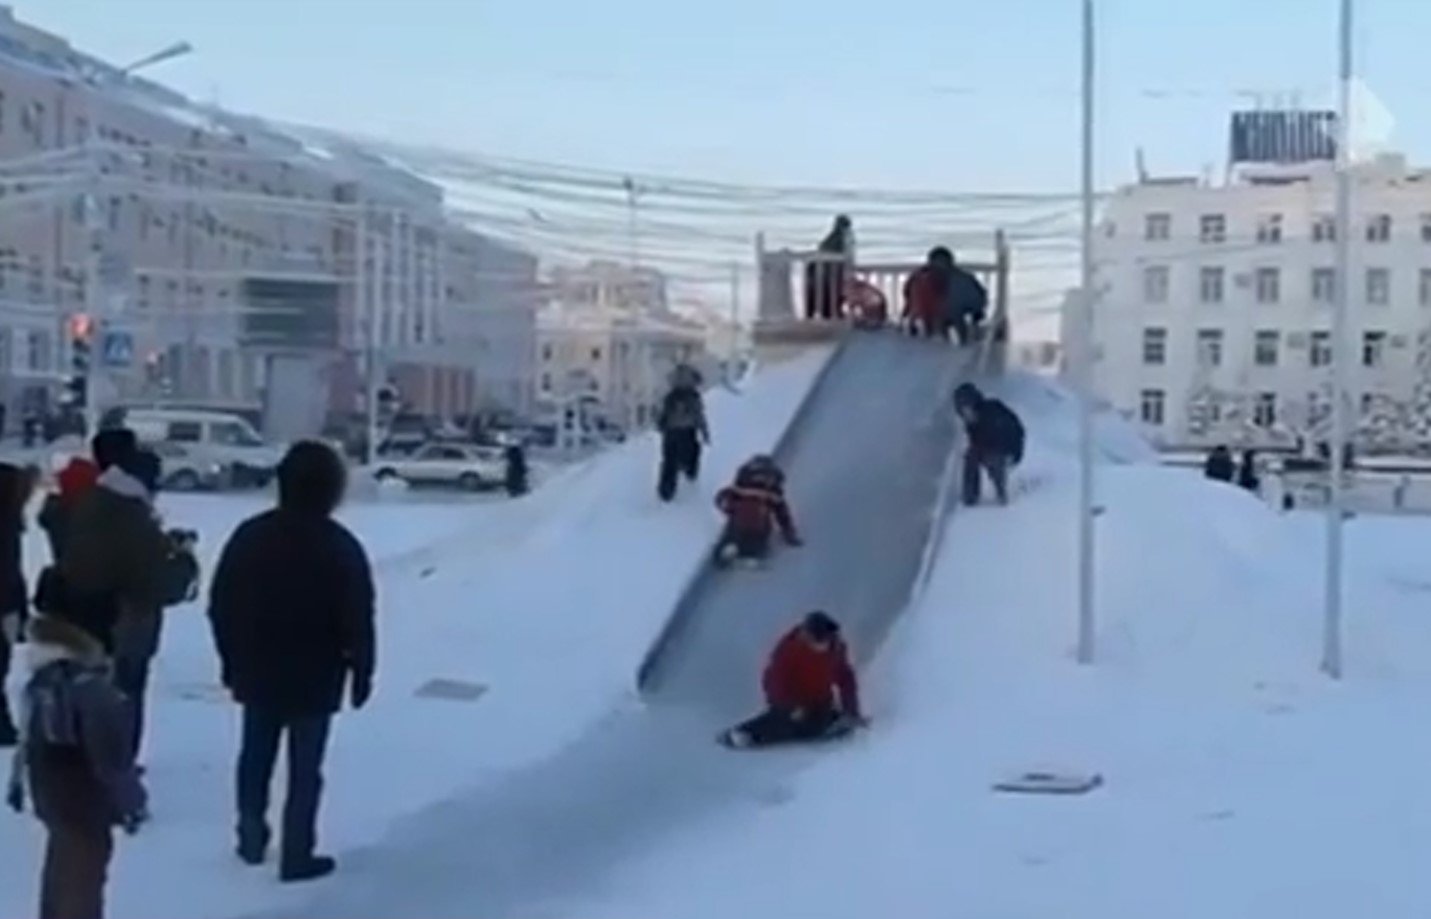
[25, 613, 109, 673]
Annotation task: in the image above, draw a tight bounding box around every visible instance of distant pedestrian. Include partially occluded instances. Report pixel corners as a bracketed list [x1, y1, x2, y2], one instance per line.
[504, 443, 529, 497]
[208, 441, 375, 882]
[655, 364, 710, 502]
[1204, 445, 1234, 483]
[6, 609, 148, 919]
[1237, 450, 1261, 494]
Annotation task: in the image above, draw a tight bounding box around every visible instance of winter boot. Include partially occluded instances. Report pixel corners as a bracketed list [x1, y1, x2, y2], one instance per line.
[281, 855, 337, 883]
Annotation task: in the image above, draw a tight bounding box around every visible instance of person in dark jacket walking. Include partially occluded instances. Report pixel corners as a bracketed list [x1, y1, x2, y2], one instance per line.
[0, 462, 32, 747]
[656, 365, 710, 502]
[207, 441, 375, 883]
[953, 383, 1025, 506]
[503, 443, 530, 497]
[1204, 445, 1234, 483]
[1237, 449, 1261, 493]
[721, 612, 866, 748]
[7, 611, 148, 919]
[805, 215, 853, 320]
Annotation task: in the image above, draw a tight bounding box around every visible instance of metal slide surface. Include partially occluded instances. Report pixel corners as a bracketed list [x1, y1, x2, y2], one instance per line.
[243, 332, 970, 919]
[641, 329, 968, 717]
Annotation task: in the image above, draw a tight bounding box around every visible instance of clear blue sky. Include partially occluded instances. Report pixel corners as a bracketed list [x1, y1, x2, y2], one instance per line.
[23, 0, 1431, 191]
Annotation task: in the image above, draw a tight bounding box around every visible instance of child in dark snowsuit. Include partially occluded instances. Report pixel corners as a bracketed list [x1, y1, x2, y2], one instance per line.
[953, 382, 1025, 506]
[656, 366, 710, 502]
[713, 455, 801, 567]
[8, 612, 148, 919]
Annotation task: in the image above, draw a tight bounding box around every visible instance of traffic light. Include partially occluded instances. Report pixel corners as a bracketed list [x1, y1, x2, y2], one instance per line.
[63, 312, 93, 409]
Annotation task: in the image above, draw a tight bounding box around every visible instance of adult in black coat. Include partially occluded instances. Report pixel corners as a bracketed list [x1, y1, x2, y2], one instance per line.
[0, 462, 30, 746]
[805, 214, 853, 320]
[207, 441, 375, 883]
[953, 383, 1025, 506]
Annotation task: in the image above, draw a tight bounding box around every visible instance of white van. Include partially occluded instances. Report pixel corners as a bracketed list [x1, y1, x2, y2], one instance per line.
[122, 409, 286, 487]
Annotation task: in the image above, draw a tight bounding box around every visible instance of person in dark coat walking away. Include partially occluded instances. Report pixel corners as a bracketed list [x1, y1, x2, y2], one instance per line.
[721, 611, 866, 748]
[208, 441, 375, 882]
[713, 455, 801, 568]
[655, 364, 710, 502]
[0, 462, 32, 747]
[503, 443, 530, 497]
[38, 456, 99, 564]
[1237, 449, 1261, 493]
[59, 430, 171, 653]
[953, 383, 1025, 506]
[1204, 445, 1234, 483]
[7, 611, 148, 919]
[805, 215, 853, 320]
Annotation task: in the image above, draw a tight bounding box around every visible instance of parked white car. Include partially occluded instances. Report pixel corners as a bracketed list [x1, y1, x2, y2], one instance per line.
[372, 442, 506, 491]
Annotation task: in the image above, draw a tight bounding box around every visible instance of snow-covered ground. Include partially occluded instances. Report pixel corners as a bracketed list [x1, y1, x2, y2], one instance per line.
[7, 351, 1431, 919]
[574, 373, 1431, 919]
[0, 349, 830, 919]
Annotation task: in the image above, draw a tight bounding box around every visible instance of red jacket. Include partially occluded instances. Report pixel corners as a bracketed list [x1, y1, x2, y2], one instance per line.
[903, 265, 947, 326]
[715, 484, 798, 542]
[57, 457, 99, 499]
[761, 627, 861, 717]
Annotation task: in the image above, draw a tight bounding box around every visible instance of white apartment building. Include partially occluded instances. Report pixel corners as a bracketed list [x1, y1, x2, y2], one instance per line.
[0, 7, 539, 426]
[1078, 152, 1431, 451]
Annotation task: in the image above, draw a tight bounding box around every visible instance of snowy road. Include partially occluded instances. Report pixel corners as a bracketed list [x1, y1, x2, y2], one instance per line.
[240, 332, 971, 919]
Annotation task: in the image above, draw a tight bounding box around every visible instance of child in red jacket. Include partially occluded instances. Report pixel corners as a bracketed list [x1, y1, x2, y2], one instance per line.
[712, 455, 801, 568]
[720, 612, 867, 748]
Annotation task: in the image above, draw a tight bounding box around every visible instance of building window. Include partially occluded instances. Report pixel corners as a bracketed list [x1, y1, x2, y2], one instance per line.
[1253, 392, 1277, 428]
[1366, 214, 1392, 243]
[540, 373, 551, 392]
[1421, 214, 1431, 243]
[1142, 327, 1167, 366]
[1139, 389, 1165, 426]
[1366, 268, 1391, 305]
[1420, 269, 1431, 307]
[1254, 267, 1281, 304]
[1199, 214, 1226, 244]
[1196, 328, 1224, 367]
[1142, 265, 1170, 304]
[1254, 330, 1280, 367]
[1198, 266, 1224, 304]
[541, 343, 553, 362]
[0, 330, 10, 371]
[1312, 214, 1336, 242]
[26, 330, 47, 372]
[1360, 392, 1376, 416]
[1256, 213, 1283, 244]
[1144, 213, 1171, 241]
[1310, 331, 1332, 367]
[1312, 268, 1336, 304]
[1363, 330, 1387, 368]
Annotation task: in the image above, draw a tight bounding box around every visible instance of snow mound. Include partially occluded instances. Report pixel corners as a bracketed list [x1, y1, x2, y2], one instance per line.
[580, 368, 1431, 919]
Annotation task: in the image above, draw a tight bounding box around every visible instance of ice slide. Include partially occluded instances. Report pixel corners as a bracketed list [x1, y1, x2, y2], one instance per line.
[242, 331, 976, 919]
[639, 329, 972, 716]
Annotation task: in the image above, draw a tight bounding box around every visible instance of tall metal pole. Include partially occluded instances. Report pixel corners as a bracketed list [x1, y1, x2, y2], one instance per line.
[365, 209, 383, 466]
[81, 121, 103, 438]
[1324, 0, 1353, 679]
[1075, 0, 1097, 664]
[624, 177, 640, 268]
[728, 262, 741, 379]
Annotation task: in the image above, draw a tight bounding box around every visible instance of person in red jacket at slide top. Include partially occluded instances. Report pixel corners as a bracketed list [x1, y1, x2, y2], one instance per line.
[720, 611, 868, 749]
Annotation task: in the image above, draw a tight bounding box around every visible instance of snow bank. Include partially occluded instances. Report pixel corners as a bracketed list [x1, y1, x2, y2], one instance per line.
[579, 373, 1431, 919]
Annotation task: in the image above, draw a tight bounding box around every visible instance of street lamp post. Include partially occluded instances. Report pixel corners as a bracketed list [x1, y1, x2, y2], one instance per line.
[1075, 0, 1098, 664]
